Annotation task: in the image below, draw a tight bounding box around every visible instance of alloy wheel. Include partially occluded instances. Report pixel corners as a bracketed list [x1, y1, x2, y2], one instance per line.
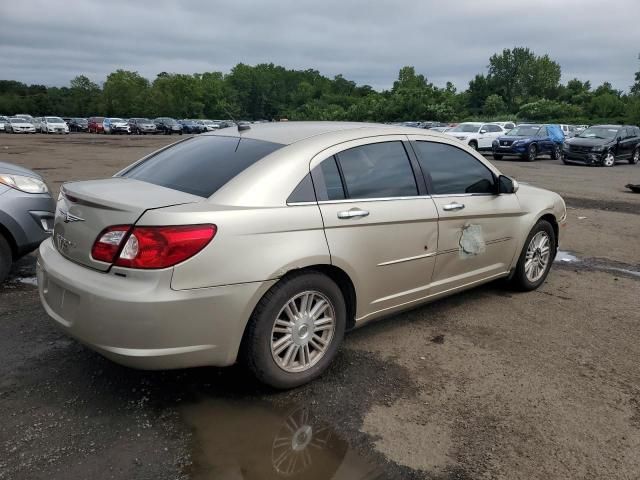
[603, 152, 615, 167]
[270, 291, 336, 373]
[524, 231, 551, 283]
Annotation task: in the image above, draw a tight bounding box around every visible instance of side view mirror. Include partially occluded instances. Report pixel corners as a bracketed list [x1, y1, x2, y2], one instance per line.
[480, 129, 487, 134]
[498, 175, 519, 194]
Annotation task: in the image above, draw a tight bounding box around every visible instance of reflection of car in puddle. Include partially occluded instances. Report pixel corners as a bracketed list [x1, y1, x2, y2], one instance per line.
[181, 398, 386, 479]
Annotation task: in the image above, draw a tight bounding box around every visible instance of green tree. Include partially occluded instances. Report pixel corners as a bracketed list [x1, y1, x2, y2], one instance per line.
[102, 70, 150, 117]
[483, 94, 506, 116]
[69, 75, 101, 116]
[631, 70, 640, 96]
[487, 47, 561, 111]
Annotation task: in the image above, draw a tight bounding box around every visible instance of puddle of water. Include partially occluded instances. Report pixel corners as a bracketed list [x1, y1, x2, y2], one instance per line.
[554, 250, 640, 278]
[555, 250, 579, 263]
[181, 398, 386, 480]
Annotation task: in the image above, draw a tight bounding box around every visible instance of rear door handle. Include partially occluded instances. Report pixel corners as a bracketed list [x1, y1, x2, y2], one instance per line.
[442, 202, 465, 211]
[337, 208, 370, 219]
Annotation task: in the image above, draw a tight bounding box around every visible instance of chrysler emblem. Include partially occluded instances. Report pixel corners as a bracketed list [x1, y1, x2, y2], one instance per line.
[61, 211, 85, 223]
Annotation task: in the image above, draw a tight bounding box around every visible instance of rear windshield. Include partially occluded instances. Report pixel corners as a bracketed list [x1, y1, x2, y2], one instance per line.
[121, 136, 284, 197]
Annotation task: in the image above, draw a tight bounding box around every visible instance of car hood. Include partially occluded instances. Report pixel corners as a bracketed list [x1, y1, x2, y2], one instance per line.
[47, 122, 67, 127]
[12, 123, 34, 127]
[0, 161, 42, 179]
[112, 122, 128, 127]
[498, 135, 531, 142]
[566, 137, 612, 147]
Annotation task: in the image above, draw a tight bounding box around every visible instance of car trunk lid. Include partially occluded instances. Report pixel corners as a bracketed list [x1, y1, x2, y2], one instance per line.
[53, 178, 202, 271]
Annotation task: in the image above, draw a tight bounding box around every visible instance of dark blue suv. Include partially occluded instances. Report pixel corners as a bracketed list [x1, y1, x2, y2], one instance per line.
[492, 124, 565, 161]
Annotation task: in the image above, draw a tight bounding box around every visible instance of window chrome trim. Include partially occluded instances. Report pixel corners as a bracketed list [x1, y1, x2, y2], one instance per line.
[430, 193, 497, 198]
[287, 195, 433, 206]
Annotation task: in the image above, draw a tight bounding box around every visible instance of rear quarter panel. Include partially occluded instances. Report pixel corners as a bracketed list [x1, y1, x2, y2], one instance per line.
[137, 202, 329, 290]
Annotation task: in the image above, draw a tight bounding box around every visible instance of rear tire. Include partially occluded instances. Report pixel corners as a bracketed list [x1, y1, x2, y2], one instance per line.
[510, 220, 556, 291]
[527, 144, 537, 162]
[0, 234, 12, 284]
[630, 148, 639, 165]
[551, 144, 561, 160]
[241, 271, 346, 389]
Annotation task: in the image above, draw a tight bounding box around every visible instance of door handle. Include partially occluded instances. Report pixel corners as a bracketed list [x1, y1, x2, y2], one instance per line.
[442, 202, 465, 211]
[337, 208, 370, 219]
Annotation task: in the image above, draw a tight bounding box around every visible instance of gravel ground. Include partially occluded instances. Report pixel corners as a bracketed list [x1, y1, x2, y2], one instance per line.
[1, 133, 639, 480]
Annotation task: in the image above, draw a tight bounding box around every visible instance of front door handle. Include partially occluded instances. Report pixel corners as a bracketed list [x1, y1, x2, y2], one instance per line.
[443, 202, 465, 211]
[337, 208, 370, 219]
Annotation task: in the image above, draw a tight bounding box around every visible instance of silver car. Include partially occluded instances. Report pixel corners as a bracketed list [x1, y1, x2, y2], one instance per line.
[37, 122, 566, 388]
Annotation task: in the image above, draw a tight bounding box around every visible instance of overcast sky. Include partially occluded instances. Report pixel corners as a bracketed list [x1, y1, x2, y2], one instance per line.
[1, 0, 639, 92]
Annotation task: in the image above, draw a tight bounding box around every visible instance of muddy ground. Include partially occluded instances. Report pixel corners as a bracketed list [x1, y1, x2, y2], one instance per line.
[1, 133, 639, 480]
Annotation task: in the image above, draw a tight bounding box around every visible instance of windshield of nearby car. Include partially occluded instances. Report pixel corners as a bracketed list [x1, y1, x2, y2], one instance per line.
[10, 118, 27, 124]
[46, 117, 64, 123]
[201, 120, 213, 125]
[75, 118, 88, 123]
[121, 136, 284, 197]
[506, 125, 540, 137]
[577, 126, 619, 140]
[449, 123, 481, 133]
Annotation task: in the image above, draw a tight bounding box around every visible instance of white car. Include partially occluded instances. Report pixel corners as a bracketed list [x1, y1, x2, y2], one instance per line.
[559, 124, 577, 138]
[445, 122, 507, 150]
[104, 118, 131, 134]
[0, 116, 8, 132]
[40, 116, 69, 134]
[199, 120, 220, 131]
[7, 117, 36, 134]
[492, 121, 516, 131]
[15, 114, 35, 123]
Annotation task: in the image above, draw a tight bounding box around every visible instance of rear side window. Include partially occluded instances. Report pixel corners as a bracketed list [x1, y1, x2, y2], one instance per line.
[413, 141, 496, 195]
[122, 136, 283, 197]
[311, 156, 346, 201]
[335, 142, 417, 199]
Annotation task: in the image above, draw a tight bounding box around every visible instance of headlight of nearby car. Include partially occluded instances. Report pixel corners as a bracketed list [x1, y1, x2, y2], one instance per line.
[592, 145, 606, 152]
[0, 174, 49, 194]
[512, 140, 522, 146]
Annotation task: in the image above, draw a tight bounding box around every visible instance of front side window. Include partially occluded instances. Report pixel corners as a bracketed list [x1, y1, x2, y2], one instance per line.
[122, 136, 284, 197]
[335, 142, 418, 199]
[486, 125, 502, 133]
[413, 141, 496, 195]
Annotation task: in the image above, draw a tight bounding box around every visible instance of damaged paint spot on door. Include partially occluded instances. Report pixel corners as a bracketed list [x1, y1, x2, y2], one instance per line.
[459, 224, 486, 258]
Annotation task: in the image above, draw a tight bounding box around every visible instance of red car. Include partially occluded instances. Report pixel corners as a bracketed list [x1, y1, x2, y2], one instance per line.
[88, 117, 104, 134]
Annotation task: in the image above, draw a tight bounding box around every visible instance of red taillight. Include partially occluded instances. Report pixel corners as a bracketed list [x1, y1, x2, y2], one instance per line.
[91, 224, 216, 269]
[91, 225, 131, 263]
[115, 225, 216, 269]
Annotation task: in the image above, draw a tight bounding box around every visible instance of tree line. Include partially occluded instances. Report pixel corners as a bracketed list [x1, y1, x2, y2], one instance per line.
[1, 47, 639, 125]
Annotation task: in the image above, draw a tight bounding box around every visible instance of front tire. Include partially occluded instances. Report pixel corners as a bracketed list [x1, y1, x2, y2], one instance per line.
[511, 220, 556, 291]
[468, 140, 478, 151]
[0, 234, 12, 284]
[602, 152, 615, 167]
[242, 271, 346, 389]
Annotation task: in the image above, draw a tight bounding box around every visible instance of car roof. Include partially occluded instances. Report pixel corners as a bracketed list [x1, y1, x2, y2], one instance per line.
[206, 121, 429, 145]
[593, 124, 623, 128]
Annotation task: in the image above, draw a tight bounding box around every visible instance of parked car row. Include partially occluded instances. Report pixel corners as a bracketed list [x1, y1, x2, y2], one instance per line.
[0, 114, 238, 135]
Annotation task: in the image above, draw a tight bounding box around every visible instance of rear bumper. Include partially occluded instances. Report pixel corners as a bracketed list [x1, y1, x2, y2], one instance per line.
[37, 238, 276, 369]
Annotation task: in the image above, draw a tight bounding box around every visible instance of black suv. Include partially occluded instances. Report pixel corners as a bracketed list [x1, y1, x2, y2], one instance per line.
[562, 125, 640, 167]
[153, 117, 183, 135]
